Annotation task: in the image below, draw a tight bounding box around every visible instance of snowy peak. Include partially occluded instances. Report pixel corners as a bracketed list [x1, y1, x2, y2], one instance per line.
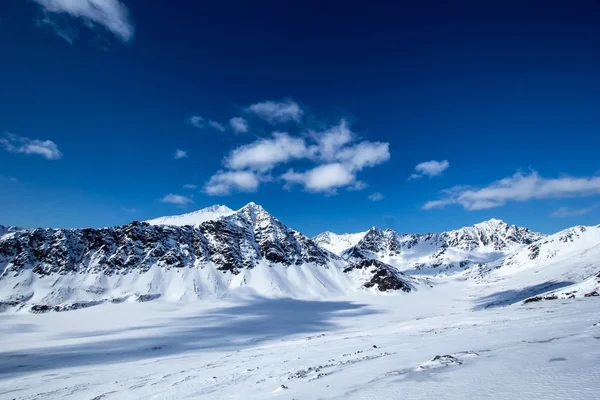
[312, 230, 368, 254]
[145, 205, 234, 226]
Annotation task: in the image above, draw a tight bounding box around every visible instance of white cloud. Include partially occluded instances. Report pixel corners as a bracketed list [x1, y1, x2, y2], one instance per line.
[336, 141, 390, 171]
[368, 192, 384, 201]
[246, 100, 303, 123]
[32, 0, 134, 43]
[226, 132, 308, 171]
[348, 181, 368, 191]
[310, 119, 353, 160]
[282, 163, 356, 193]
[207, 119, 391, 194]
[409, 160, 449, 180]
[208, 121, 226, 132]
[174, 149, 187, 159]
[183, 184, 197, 189]
[551, 206, 596, 218]
[161, 193, 193, 205]
[229, 117, 248, 133]
[204, 170, 260, 196]
[424, 171, 600, 211]
[1, 133, 62, 160]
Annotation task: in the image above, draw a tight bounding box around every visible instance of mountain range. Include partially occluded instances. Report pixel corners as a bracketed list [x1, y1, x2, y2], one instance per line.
[0, 203, 598, 312]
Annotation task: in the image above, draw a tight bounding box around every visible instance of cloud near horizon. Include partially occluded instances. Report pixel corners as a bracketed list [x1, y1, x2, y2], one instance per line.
[1, 133, 63, 160]
[160, 193, 193, 205]
[424, 170, 600, 211]
[551, 205, 596, 218]
[203, 117, 390, 195]
[32, 0, 134, 43]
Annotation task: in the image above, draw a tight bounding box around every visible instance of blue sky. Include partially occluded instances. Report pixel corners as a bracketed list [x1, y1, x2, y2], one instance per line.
[1, 0, 599, 236]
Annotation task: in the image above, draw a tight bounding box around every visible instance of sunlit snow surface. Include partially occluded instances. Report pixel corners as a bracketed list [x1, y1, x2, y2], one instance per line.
[1, 282, 599, 399]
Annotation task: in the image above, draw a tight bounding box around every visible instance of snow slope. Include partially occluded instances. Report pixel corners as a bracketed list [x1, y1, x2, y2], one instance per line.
[468, 224, 600, 306]
[0, 291, 598, 399]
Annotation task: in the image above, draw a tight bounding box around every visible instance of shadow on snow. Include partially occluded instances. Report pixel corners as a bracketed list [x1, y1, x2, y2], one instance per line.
[0, 297, 378, 378]
[472, 281, 575, 310]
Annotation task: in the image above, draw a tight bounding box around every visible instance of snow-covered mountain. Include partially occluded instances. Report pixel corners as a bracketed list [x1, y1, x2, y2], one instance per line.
[0, 203, 413, 311]
[470, 224, 600, 303]
[318, 219, 544, 274]
[1, 202, 598, 313]
[145, 205, 235, 226]
[313, 231, 368, 254]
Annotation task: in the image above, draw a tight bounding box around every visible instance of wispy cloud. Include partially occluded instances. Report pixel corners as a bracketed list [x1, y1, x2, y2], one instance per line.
[424, 170, 600, 211]
[183, 184, 197, 189]
[229, 117, 248, 133]
[208, 121, 226, 132]
[246, 100, 303, 124]
[160, 193, 193, 205]
[1, 133, 62, 160]
[189, 115, 226, 132]
[31, 0, 134, 43]
[551, 205, 596, 218]
[174, 149, 187, 159]
[205, 118, 390, 195]
[368, 192, 384, 201]
[204, 170, 260, 196]
[189, 116, 205, 129]
[409, 160, 449, 180]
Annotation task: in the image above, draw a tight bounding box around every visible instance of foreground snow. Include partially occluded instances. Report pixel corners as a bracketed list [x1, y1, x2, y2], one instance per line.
[1, 280, 599, 399]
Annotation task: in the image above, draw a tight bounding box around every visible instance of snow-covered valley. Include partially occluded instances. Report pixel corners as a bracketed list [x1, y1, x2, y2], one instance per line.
[0, 203, 599, 399]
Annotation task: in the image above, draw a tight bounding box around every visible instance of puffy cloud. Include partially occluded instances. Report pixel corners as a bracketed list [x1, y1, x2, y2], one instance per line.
[229, 117, 248, 133]
[32, 0, 134, 43]
[310, 119, 353, 160]
[161, 194, 193, 205]
[246, 100, 303, 123]
[1, 133, 62, 160]
[409, 160, 449, 180]
[337, 141, 390, 171]
[204, 118, 390, 195]
[183, 184, 197, 189]
[368, 192, 384, 201]
[226, 132, 308, 171]
[204, 170, 260, 196]
[424, 171, 600, 211]
[551, 206, 596, 218]
[282, 164, 355, 193]
[174, 149, 187, 159]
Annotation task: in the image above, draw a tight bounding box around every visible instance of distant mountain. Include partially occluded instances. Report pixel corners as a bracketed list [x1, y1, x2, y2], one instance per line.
[313, 231, 368, 254]
[0, 203, 414, 312]
[471, 224, 600, 303]
[316, 219, 544, 274]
